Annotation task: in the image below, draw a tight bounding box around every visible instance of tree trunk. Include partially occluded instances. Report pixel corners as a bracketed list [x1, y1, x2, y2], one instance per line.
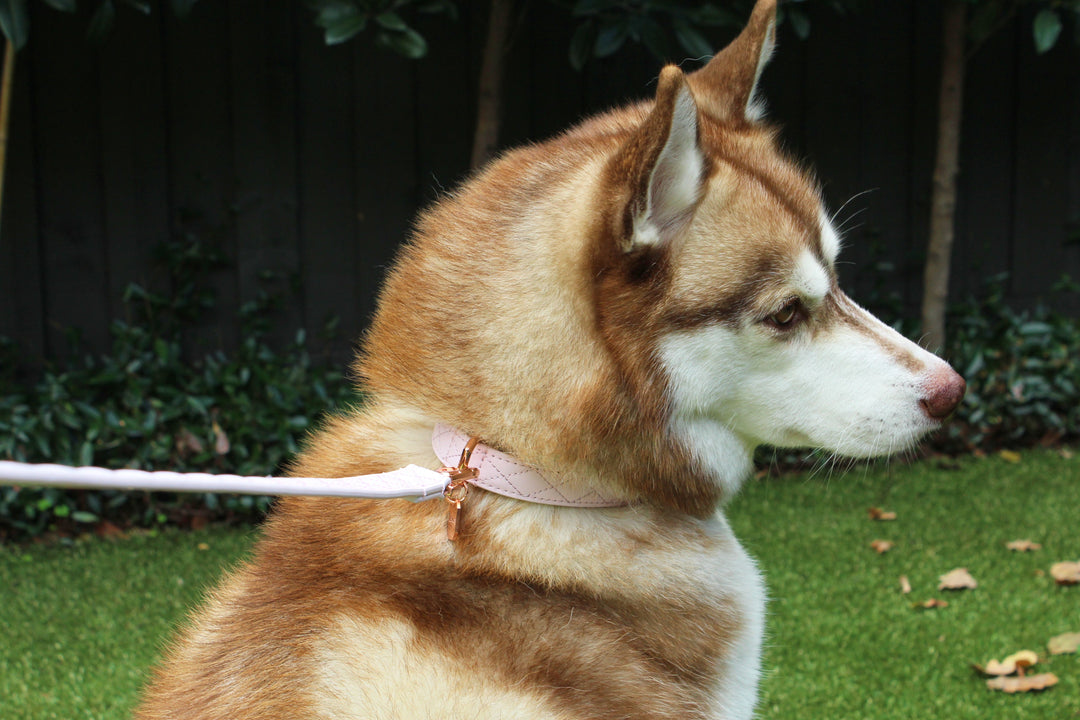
[0, 39, 15, 232]
[470, 0, 515, 170]
[921, 0, 967, 353]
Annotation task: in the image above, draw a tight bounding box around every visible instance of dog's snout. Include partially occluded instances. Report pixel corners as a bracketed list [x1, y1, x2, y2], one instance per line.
[919, 364, 966, 420]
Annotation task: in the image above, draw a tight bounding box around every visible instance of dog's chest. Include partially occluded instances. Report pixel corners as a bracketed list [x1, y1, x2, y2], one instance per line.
[309, 509, 765, 720]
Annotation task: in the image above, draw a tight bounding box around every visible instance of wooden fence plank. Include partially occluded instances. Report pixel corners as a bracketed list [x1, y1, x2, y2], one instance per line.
[351, 36, 417, 331]
[98, 8, 171, 321]
[228, 0, 302, 347]
[295, 17, 361, 363]
[849, 2, 917, 311]
[413, 6, 475, 204]
[954, 22, 1017, 302]
[1011, 13, 1071, 307]
[163, 1, 239, 354]
[30, 9, 110, 358]
[0, 53, 43, 363]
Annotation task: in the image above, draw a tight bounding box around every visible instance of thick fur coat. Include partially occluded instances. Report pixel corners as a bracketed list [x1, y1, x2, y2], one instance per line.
[136, 2, 964, 717]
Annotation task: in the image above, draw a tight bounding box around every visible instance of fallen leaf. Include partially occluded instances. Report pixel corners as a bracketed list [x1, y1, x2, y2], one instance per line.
[986, 672, 1058, 693]
[213, 420, 230, 456]
[868, 507, 897, 521]
[899, 575, 912, 594]
[1059, 447, 1074, 460]
[1048, 632, 1080, 655]
[913, 598, 949, 610]
[1050, 561, 1080, 585]
[939, 567, 978, 591]
[974, 650, 1040, 677]
[999, 449, 1022, 463]
[1006, 539, 1042, 552]
[197, 542, 210, 551]
[174, 427, 204, 457]
[94, 520, 125, 539]
[871, 539, 895, 554]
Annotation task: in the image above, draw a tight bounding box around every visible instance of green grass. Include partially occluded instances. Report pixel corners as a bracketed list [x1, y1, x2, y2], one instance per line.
[1, 449, 1077, 719]
[728, 448, 1080, 719]
[0, 527, 254, 720]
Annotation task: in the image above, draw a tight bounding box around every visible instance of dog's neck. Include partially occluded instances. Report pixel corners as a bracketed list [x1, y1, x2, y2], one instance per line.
[432, 424, 626, 508]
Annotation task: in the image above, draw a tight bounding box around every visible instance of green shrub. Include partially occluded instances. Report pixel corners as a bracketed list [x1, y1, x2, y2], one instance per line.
[0, 322, 357, 540]
[940, 275, 1080, 452]
[0, 238, 358, 541]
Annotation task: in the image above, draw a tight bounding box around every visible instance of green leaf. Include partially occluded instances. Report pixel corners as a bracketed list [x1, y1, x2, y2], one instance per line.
[41, 0, 77, 12]
[72, 510, 99, 523]
[1033, 8, 1062, 54]
[374, 11, 406, 32]
[673, 19, 712, 60]
[86, 0, 116, 45]
[569, 21, 596, 70]
[636, 16, 673, 62]
[376, 26, 427, 59]
[786, 7, 811, 40]
[687, 5, 740, 27]
[416, 0, 457, 21]
[0, 0, 30, 50]
[324, 13, 367, 45]
[594, 19, 628, 58]
[120, 0, 151, 14]
[572, 0, 610, 17]
[312, 1, 357, 27]
[79, 440, 94, 466]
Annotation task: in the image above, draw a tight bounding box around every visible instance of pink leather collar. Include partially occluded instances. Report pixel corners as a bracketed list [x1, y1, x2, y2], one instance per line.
[432, 424, 626, 508]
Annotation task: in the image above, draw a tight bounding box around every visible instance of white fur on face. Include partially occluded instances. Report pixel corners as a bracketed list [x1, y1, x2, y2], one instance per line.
[792, 249, 830, 302]
[660, 254, 949, 494]
[819, 212, 841, 265]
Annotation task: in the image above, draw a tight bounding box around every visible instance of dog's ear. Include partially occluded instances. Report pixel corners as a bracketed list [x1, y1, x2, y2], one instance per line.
[611, 65, 704, 252]
[688, 0, 777, 123]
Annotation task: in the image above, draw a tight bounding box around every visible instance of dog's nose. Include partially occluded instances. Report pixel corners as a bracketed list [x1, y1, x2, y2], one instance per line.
[919, 364, 966, 419]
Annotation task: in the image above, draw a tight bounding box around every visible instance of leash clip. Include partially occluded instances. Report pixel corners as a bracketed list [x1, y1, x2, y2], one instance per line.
[438, 436, 480, 541]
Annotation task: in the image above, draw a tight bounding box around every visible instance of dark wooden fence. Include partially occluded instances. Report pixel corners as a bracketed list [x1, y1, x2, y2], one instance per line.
[2, 1, 1078, 369]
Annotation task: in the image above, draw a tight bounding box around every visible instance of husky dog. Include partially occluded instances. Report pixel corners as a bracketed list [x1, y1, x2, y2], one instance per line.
[136, 1, 965, 717]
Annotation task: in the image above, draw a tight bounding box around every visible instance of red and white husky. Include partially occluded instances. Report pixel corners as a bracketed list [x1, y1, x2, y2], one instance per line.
[136, 2, 965, 717]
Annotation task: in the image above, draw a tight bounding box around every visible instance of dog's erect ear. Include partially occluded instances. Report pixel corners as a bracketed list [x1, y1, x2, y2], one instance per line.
[612, 65, 704, 251]
[688, 0, 777, 122]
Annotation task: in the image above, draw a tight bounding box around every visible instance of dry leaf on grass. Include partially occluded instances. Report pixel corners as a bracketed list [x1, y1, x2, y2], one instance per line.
[868, 507, 897, 521]
[939, 567, 978, 591]
[998, 449, 1022, 463]
[1006, 539, 1042, 552]
[973, 650, 1039, 676]
[899, 575, 912, 594]
[985, 673, 1058, 693]
[913, 598, 949, 610]
[1050, 561, 1080, 585]
[1048, 632, 1080, 655]
[871, 539, 894, 554]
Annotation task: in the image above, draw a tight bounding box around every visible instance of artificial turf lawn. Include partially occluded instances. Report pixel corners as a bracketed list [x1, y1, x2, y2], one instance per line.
[1, 448, 1077, 719]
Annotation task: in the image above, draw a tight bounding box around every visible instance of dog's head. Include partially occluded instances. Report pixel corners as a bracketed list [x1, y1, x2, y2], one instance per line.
[361, 0, 964, 514]
[591, 0, 965, 497]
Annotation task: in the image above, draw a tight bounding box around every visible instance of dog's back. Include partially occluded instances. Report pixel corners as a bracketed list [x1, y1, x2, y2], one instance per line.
[136, 2, 963, 717]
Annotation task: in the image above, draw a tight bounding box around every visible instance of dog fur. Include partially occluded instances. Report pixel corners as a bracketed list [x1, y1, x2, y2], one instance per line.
[135, 2, 965, 718]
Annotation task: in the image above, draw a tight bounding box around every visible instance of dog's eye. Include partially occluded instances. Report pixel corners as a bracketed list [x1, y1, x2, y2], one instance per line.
[767, 301, 801, 329]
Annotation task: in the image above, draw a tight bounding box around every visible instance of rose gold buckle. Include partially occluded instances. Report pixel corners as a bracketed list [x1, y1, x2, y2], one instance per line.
[438, 436, 480, 541]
